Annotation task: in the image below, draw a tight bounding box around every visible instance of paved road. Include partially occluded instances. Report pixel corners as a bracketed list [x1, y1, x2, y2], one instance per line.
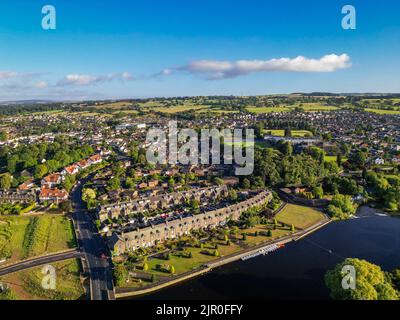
[0, 250, 82, 276]
[71, 177, 115, 300]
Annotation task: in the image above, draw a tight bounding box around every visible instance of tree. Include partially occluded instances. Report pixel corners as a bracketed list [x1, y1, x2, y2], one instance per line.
[0, 173, 11, 190]
[107, 177, 121, 191]
[325, 258, 398, 300]
[34, 164, 48, 179]
[241, 178, 250, 189]
[213, 177, 224, 186]
[327, 194, 357, 220]
[337, 153, 343, 167]
[59, 201, 72, 213]
[390, 268, 400, 292]
[308, 146, 325, 165]
[113, 265, 128, 287]
[312, 185, 324, 199]
[63, 174, 76, 192]
[229, 189, 238, 201]
[125, 177, 135, 190]
[284, 128, 292, 137]
[82, 188, 96, 203]
[46, 159, 60, 173]
[7, 156, 18, 174]
[169, 265, 176, 274]
[279, 141, 293, 156]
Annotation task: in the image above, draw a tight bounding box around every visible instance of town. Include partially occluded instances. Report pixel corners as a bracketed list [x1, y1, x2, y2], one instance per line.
[0, 94, 399, 300]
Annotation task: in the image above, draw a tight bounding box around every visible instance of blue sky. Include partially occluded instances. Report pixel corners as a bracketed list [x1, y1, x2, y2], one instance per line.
[0, 0, 399, 101]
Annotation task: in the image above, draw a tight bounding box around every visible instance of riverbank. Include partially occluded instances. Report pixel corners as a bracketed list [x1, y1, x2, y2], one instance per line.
[115, 215, 331, 299]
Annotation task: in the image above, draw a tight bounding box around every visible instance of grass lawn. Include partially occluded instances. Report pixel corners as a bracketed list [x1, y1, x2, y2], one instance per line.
[246, 107, 290, 113]
[324, 155, 347, 163]
[275, 204, 326, 230]
[147, 247, 218, 275]
[0, 259, 84, 300]
[145, 104, 209, 114]
[239, 225, 290, 245]
[291, 104, 339, 112]
[365, 108, 400, 115]
[0, 215, 76, 262]
[142, 223, 292, 276]
[263, 129, 313, 137]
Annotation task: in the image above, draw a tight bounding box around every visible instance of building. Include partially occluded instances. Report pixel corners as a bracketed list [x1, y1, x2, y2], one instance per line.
[107, 190, 272, 255]
[76, 159, 89, 170]
[39, 187, 68, 203]
[41, 173, 62, 188]
[97, 185, 229, 222]
[17, 180, 35, 191]
[88, 154, 102, 165]
[62, 165, 79, 176]
[0, 190, 36, 204]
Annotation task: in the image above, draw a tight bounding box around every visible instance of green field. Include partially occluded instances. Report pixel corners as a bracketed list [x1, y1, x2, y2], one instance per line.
[263, 129, 313, 137]
[134, 222, 292, 278]
[0, 215, 76, 262]
[293, 103, 339, 112]
[365, 108, 400, 115]
[246, 107, 291, 113]
[275, 204, 326, 229]
[0, 259, 84, 300]
[324, 155, 348, 164]
[144, 104, 208, 113]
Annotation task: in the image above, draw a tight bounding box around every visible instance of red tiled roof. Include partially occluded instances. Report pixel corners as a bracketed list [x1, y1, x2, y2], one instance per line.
[39, 187, 68, 199]
[43, 173, 61, 183]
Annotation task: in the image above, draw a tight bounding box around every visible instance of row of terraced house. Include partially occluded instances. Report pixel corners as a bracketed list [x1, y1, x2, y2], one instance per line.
[107, 190, 272, 255]
[97, 185, 229, 222]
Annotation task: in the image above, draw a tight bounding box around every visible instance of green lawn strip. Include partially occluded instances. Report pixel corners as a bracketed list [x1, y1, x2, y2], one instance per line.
[263, 129, 313, 137]
[364, 108, 400, 115]
[246, 107, 290, 113]
[275, 204, 326, 230]
[324, 155, 347, 163]
[1, 259, 84, 300]
[139, 224, 291, 277]
[0, 215, 76, 262]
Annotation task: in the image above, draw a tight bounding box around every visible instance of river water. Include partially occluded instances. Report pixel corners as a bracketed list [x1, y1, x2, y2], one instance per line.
[136, 207, 400, 300]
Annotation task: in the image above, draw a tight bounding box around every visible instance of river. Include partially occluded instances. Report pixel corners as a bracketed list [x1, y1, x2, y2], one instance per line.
[135, 206, 400, 300]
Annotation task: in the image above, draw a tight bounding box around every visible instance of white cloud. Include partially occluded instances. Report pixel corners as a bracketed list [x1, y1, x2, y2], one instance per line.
[165, 54, 351, 79]
[34, 81, 48, 89]
[0, 71, 18, 79]
[57, 72, 134, 86]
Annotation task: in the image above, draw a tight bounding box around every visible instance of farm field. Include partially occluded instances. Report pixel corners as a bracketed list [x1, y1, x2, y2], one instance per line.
[247, 104, 339, 113]
[365, 108, 400, 115]
[88, 101, 132, 109]
[263, 129, 313, 137]
[0, 259, 84, 300]
[292, 103, 339, 112]
[0, 215, 76, 263]
[246, 106, 291, 113]
[143, 104, 209, 113]
[275, 204, 326, 230]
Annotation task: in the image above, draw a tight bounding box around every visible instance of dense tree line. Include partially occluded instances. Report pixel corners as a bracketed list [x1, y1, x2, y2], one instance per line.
[0, 137, 94, 189]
